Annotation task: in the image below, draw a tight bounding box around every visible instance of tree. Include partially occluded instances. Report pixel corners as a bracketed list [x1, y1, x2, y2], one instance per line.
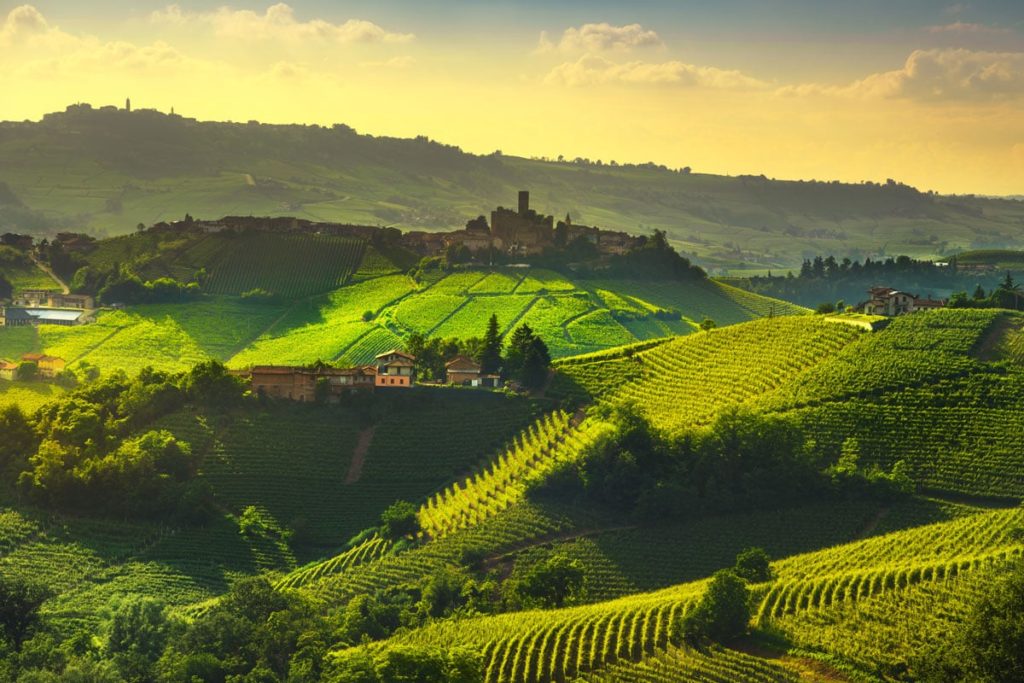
[511, 555, 586, 608]
[0, 405, 35, 467]
[955, 560, 1024, 682]
[914, 560, 1024, 682]
[0, 272, 12, 300]
[478, 314, 502, 374]
[380, 500, 420, 540]
[105, 597, 175, 682]
[520, 337, 551, 390]
[503, 324, 534, 379]
[733, 547, 772, 583]
[16, 361, 38, 381]
[680, 569, 750, 644]
[0, 576, 48, 650]
[699, 317, 717, 331]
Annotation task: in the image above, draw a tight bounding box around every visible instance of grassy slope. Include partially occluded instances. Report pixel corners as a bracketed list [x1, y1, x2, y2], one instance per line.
[3, 107, 1024, 269]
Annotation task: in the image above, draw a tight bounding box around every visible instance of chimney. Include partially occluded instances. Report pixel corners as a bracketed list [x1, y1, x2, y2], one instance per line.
[518, 190, 530, 215]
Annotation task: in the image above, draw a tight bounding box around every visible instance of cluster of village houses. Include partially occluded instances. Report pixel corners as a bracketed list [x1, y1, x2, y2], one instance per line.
[158, 191, 642, 258]
[234, 351, 500, 402]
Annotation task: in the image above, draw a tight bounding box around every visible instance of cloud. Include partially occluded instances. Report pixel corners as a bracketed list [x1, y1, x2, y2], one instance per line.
[544, 54, 767, 89]
[781, 49, 1024, 101]
[539, 23, 661, 53]
[150, 3, 413, 44]
[1, 5, 221, 79]
[925, 21, 1012, 35]
[359, 56, 415, 69]
[0, 4, 48, 42]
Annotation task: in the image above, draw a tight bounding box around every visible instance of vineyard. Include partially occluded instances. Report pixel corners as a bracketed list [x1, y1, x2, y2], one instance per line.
[418, 413, 614, 539]
[202, 233, 365, 297]
[322, 505, 1023, 682]
[553, 316, 862, 431]
[1, 262, 809, 397]
[155, 389, 541, 551]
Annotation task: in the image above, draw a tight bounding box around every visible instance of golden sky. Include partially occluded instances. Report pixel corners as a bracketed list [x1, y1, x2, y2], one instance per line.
[1, 2, 1023, 195]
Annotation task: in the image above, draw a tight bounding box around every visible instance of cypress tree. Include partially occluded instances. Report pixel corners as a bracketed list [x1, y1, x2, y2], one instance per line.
[478, 314, 503, 374]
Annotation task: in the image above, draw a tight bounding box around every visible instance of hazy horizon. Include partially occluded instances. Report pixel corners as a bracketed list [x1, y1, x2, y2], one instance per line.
[1, 1, 1022, 196]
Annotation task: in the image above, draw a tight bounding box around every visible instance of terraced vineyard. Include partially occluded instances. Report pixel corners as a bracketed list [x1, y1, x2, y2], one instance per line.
[328, 505, 1023, 683]
[577, 644, 802, 683]
[1, 262, 809, 392]
[419, 413, 614, 539]
[369, 581, 707, 683]
[554, 316, 862, 431]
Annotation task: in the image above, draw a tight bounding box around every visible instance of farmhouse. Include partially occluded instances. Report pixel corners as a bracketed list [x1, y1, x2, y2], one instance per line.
[0, 306, 86, 327]
[861, 287, 946, 316]
[243, 365, 376, 402]
[375, 350, 416, 388]
[445, 355, 502, 388]
[0, 307, 34, 327]
[0, 360, 17, 381]
[22, 353, 66, 379]
[14, 290, 95, 310]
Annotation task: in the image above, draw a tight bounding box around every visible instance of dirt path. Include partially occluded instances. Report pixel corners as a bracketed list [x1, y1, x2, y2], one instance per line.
[345, 426, 377, 484]
[30, 254, 69, 294]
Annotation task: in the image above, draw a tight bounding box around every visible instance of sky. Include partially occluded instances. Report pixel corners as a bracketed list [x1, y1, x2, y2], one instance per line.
[1, 1, 1023, 195]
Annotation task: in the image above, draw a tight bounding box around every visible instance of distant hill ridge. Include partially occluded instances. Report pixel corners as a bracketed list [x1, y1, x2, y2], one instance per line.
[3, 103, 1024, 270]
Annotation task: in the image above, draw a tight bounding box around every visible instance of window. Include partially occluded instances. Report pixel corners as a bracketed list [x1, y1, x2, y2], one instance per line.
[390, 378, 395, 385]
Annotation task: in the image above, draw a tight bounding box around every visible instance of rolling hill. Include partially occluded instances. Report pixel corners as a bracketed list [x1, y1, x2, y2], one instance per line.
[0, 233, 809, 412]
[2, 308, 1020, 680]
[3, 104, 1024, 271]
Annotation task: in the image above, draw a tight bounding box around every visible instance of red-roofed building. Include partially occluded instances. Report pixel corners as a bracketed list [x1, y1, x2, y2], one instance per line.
[0, 359, 17, 381]
[21, 353, 66, 378]
[375, 350, 416, 388]
[861, 287, 946, 316]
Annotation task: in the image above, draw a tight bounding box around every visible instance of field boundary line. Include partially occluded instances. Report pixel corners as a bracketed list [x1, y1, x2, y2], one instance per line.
[66, 325, 125, 364]
[502, 295, 540, 334]
[560, 305, 599, 344]
[425, 297, 472, 337]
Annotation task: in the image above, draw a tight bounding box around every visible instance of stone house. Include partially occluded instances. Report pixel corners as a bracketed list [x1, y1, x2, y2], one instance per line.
[21, 353, 66, 379]
[375, 350, 416, 388]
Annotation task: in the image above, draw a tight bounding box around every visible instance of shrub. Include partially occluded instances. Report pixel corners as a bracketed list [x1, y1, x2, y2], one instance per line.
[380, 500, 420, 540]
[733, 547, 773, 583]
[680, 569, 750, 644]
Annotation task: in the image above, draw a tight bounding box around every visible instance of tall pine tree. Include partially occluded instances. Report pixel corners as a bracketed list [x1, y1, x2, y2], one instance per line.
[504, 324, 535, 379]
[478, 314, 503, 374]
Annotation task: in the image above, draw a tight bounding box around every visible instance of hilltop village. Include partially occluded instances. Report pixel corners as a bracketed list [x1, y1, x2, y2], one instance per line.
[141, 190, 643, 259]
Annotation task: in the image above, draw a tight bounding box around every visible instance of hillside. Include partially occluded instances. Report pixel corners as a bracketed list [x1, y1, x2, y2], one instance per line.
[3, 306, 1024, 680]
[0, 241, 808, 412]
[3, 105, 1024, 270]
